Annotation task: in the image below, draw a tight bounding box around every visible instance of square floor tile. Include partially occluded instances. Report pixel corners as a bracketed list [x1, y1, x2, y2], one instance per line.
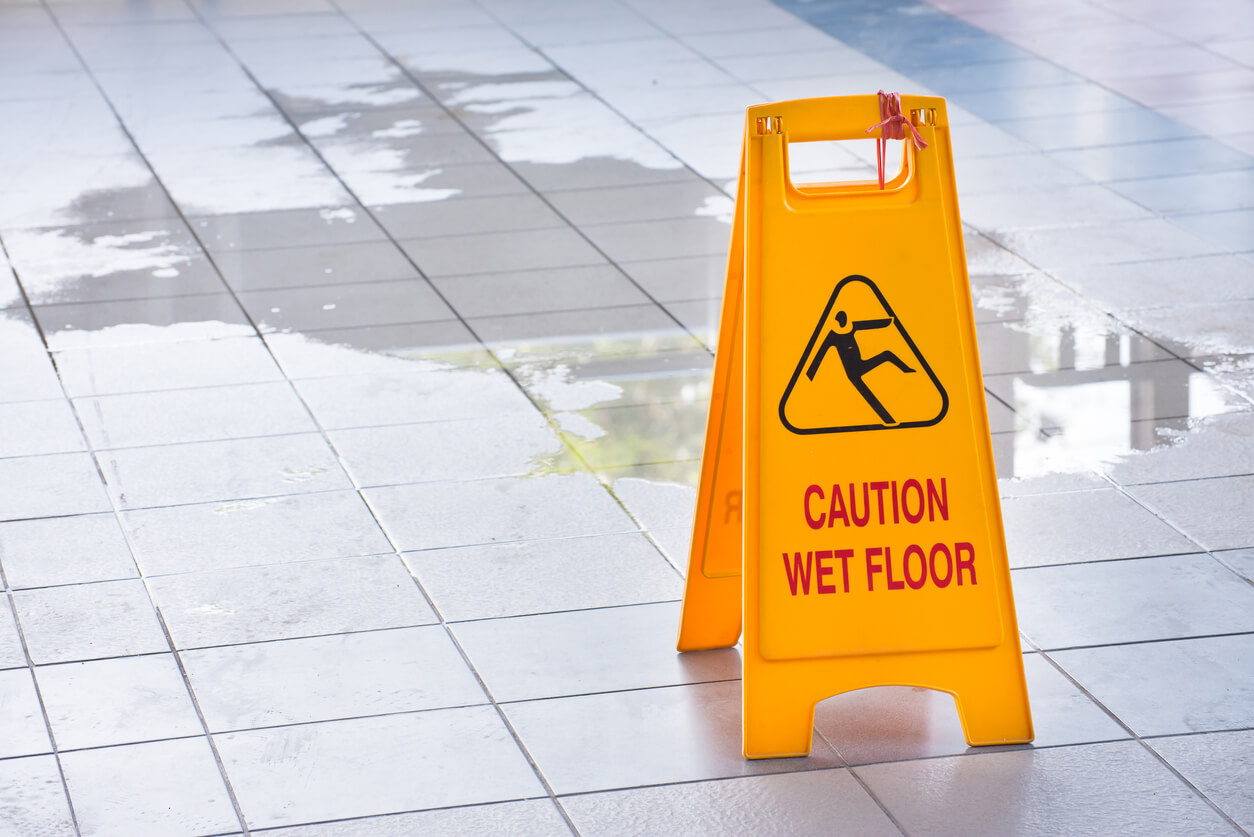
[329, 412, 561, 487]
[371, 193, 564, 239]
[1104, 411, 1254, 484]
[0, 513, 137, 588]
[99, 433, 352, 509]
[0, 599, 24, 669]
[74, 382, 316, 449]
[858, 741, 1236, 837]
[1000, 488, 1197, 567]
[264, 321, 489, 378]
[52, 335, 284, 397]
[563, 400, 708, 469]
[815, 654, 1126, 765]
[13, 579, 168, 664]
[0, 453, 112, 521]
[1150, 730, 1254, 833]
[0, 668, 52, 758]
[1126, 475, 1254, 551]
[453, 602, 738, 702]
[149, 555, 437, 648]
[217, 708, 544, 829]
[406, 532, 682, 621]
[365, 473, 637, 551]
[546, 178, 727, 226]
[0, 400, 85, 457]
[257, 799, 569, 836]
[37, 654, 202, 750]
[400, 227, 606, 278]
[238, 279, 455, 332]
[35, 294, 254, 351]
[561, 769, 900, 837]
[580, 216, 731, 263]
[294, 366, 536, 429]
[61, 737, 240, 837]
[1012, 554, 1254, 649]
[621, 254, 728, 302]
[122, 490, 392, 575]
[0, 755, 76, 837]
[989, 219, 1220, 272]
[190, 206, 386, 253]
[213, 240, 418, 292]
[504, 681, 842, 794]
[184, 627, 485, 732]
[1052, 634, 1254, 736]
[0, 313, 63, 403]
[432, 264, 650, 318]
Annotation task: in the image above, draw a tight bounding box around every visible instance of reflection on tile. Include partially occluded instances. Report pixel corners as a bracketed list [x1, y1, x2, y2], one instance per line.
[0, 453, 112, 521]
[258, 799, 569, 837]
[0, 755, 76, 837]
[183, 627, 485, 731]
[0, 668, 52, 758]
[149, 555, 437, 648]
[37, 654, 202, 750]
[1127, 475, 1254, 551]
[816, 654, 1126, 765]
[406, 532, 681, 621]
[858, 741, 1235, 837]
[1012, 554, 1254, 649]
[562, 770, 900, 837]
[12, 579, 168, 664]
[61, 738, 240, 837]
[564, 400, 708, 469]
[1000, 488, 1197, 568]
[454, 602, 736, 702]
[99, 433, 351, 509]
[504, 681, 842, 794]
[1053, 634, 1254, 735]
[122, 490, 392, 575]
[1150, 730, 1254, 833]
[74, 382, 316, 449]
[0, 513, 136, 589]
[367, 473, 637, 551]
[217, 709, 544, 829]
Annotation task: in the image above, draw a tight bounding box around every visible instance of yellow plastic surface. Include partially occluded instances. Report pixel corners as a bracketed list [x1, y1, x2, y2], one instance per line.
[678, 94, 1034, 759]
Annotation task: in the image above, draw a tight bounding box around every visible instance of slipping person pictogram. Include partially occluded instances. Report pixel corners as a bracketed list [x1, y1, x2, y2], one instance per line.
[779, 275, 947, 434]
[805, 310, 916, 425]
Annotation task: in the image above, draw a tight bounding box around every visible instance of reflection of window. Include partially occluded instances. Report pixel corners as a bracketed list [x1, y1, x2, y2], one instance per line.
[1013, 379, 1130, 476]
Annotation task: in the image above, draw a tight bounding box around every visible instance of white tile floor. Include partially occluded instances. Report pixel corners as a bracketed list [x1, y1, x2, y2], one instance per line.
[1, 0, 1253, 834]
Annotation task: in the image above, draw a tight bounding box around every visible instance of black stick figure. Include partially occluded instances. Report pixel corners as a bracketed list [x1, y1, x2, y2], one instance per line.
[806, 310, 916, 425]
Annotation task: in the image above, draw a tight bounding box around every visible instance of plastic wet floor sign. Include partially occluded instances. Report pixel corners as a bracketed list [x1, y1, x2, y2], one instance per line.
[678, 94, 1034, 759]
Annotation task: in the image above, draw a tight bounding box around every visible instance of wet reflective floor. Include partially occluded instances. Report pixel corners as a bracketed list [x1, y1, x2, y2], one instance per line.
[2, 0, 1253, 834]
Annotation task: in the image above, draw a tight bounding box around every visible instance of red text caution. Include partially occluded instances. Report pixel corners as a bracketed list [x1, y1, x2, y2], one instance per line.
[784, 477, 977, 595]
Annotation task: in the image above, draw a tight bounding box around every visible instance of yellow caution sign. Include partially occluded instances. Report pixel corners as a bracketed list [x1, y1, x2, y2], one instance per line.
[678, 94, 1033, 759]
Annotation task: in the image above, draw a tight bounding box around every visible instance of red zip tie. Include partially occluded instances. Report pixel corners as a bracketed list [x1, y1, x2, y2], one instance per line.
[866, 90, 928, 190]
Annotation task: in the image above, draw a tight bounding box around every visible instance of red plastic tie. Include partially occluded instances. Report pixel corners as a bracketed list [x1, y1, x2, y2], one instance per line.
[866, 90, 928, 189]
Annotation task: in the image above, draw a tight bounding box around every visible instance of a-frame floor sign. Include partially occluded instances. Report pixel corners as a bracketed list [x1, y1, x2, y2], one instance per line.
[678, 93, 1034, 759]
